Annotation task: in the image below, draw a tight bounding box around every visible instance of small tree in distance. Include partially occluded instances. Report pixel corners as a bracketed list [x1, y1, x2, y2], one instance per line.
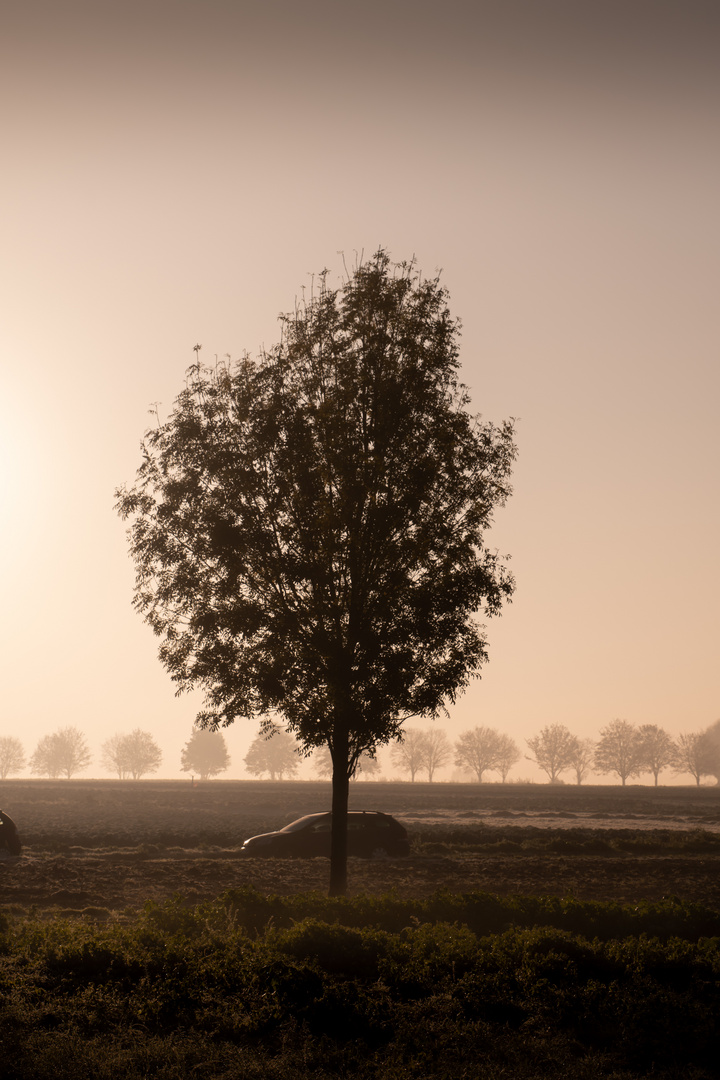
[102, 729, 162, 779]
[455, 727, 509, 783]
[495, 732, 521, 781]
[697, 719, 720, 784]
[422, 729, 452, 781]
[593, 719, 643, 786]
[0, 736, 26, 780]
[568, 738, 595, 785]
[525, 724, 579, 784]
[244, 728, 300, 780]
[390, 729, 428, 781]
[674, 732, 710, 785]
[30, 727, 91, 779]
[181, 729, 230, 780]
[637, 724, 677, 786]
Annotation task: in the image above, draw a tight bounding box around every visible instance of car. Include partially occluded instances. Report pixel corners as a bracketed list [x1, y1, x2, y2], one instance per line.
[240, 811, 410, 859]
[0, 810, 21, 857]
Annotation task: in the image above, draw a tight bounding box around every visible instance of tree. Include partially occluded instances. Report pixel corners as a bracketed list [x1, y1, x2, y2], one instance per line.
[696, 719, 720, 784]
[390, 729, 428, 781]
[180, 729, 230, 780]
[0, 736, 26, 780]
[674, 732, 711, 785]
[593, 719, 643, 786]
[312, 747, 379, 780]
[637, 724, 677, 786]
[244, 728, 300, 780]
[116, 250, 516, 894]
[454, 726, 509, 783]
[568, 738, 595, 785]
[495, 732, 521, 781]
[525, 724, 579, 783]
[422, 729, 452, 781]
[102, 729, 162, 779]
[30, 727, 91, 779]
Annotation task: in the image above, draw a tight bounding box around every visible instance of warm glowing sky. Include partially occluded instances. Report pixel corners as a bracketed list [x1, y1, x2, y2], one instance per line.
[1, 1, 718, 782]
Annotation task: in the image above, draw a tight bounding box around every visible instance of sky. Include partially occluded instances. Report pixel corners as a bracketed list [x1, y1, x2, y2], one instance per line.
[1, 0, 718, 783]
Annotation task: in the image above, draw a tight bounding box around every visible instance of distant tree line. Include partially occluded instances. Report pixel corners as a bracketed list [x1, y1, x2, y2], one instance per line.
[1, 718, 719, 785]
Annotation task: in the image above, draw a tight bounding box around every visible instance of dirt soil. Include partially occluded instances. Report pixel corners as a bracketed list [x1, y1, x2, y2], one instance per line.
[1, 780, 719, 915]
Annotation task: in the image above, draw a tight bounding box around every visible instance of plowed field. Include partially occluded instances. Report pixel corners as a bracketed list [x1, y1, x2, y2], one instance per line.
[2, 779, 719, 915]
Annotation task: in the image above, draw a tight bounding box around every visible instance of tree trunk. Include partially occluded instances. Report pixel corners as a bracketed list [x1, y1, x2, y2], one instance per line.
[329, 733, 350, 897]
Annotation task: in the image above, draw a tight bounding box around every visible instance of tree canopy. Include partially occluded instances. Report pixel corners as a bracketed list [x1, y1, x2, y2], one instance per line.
[244, 728, 300, 780]
[116, 249, 516, 893]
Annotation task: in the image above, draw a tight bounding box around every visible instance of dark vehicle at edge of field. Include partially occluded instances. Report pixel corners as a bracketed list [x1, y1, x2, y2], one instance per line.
[0, 810, 22, 856]
[241, 811, 410, 858]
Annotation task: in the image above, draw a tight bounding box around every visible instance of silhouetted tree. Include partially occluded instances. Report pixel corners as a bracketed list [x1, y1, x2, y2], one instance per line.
[0, 736, 26, 780]
[116, 250, 516, 894]
[525, 724, 579, 783]
[244, 728, 300, 780]
[637, 724, 677, 786]
[390, 729, 428, 781]
[455, 726, 508, 783]
[568, 738, 595, 785]
[102, 729, 162, 779]
[593, 719, 643, 786]
[180, 729, 230, 780]
[30, 727, 91, 779]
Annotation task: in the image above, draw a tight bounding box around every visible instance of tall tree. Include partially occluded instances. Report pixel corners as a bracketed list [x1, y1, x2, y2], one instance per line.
[593, 719, 643, 786]
[244, 728, 300, 780]
[390, 729, 428, 781]
[116, 250, 516, 895]
[637, 724, 677, 786]
[180, 729, 230, 780]
[102, 729, 162, 779]
[525, 724, 579, 784]
[0, 736, 26, 780]
[454, 726, 508, 783]
[696, 719, 720, 784]
[30, 727, 91, 779]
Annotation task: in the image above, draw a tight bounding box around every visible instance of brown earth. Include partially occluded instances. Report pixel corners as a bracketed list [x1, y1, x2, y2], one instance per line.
[1, 779, 719, 915]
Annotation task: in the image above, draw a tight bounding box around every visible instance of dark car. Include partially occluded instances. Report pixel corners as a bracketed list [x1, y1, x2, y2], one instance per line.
[240, 811, 410, 859]
[0, 810, 21, 857]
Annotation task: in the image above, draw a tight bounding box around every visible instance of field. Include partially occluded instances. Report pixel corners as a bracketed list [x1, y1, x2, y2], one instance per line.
[2, 779, 720, 912]
[2, 781, 720, 1079]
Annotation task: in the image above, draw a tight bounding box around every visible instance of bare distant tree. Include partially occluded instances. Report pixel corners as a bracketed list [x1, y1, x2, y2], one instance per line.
[353, 753, 381, 780]
[568, 738, 595, 785]
[0, 736, 26, 780]
[674, 732, 711, 785]
[593, 719, 643, 786]
[390, 729, 428, 781]
[454, 727, 507, 783]
[102, 729, 162, 779]
[244, 728, 300, 780]
[525, 724, 579, 783]
[495, 733, 521, 781]
[637, 724, 677, 786]
[30, 727, 91, 779]
[180, 729, 230, 780]
[423, 729, 452, 781]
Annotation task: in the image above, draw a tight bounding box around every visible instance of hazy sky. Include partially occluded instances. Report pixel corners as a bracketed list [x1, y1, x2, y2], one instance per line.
[1, 0, 718, 782]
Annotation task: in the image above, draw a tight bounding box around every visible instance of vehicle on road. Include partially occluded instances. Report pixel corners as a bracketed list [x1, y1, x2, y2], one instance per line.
[240, 811, 410, 858]
[0, 810, 21, 857]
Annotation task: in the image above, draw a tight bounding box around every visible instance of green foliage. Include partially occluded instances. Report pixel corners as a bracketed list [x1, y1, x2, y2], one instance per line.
[1, 888, 719, 1078]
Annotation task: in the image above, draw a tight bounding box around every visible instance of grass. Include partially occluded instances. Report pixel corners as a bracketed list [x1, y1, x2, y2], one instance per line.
[1, 888, 719, 1079]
